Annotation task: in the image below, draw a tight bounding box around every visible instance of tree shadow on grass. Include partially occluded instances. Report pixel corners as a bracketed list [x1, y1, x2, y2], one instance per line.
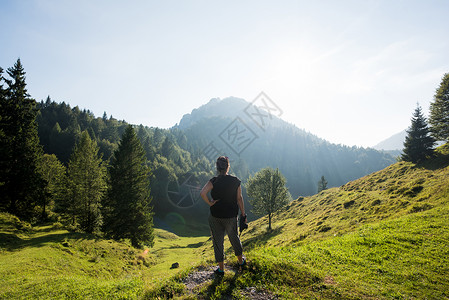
[419, 151, 449, 170]
[0, 230, 90, 251]
[241, 226, 284, 251]
[0, 232, 24, 249]
[186, 241, 206, 248]
[415, 143, 449, 171]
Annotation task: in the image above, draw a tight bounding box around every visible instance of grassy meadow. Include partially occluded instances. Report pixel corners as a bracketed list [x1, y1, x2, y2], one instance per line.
[1, 143, 449, 299]
[0, 214, 210, 299]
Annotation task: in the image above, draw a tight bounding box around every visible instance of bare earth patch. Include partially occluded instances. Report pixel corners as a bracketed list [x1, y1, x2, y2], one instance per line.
[240, 287, 279, 299]
[182, 264, 279, 299]
[182, 265, 215, 292]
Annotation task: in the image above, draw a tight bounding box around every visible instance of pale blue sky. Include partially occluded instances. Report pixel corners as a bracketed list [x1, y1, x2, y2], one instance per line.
[1, 0, 448, 147]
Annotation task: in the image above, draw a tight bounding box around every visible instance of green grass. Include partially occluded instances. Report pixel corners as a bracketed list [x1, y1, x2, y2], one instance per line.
[244, 205, 449, 299]
[2, 143, 449, 299]
[144, 228, 209, 288]
[149, 144, 449, 299]
[0, 215, 147, 299]
[154, 204, 448, 299]
[0, 213, 209, 299]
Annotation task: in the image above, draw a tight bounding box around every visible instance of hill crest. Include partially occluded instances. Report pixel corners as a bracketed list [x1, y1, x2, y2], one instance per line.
[242, 142, 449, 248]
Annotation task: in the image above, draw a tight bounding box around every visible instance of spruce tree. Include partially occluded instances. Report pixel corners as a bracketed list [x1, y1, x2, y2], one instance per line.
[0, 59, 45, 219]
[429, 73, 449, 142]
[66, 131, 106, 233]
[104, 125, 154, 248]
[0, 67, 5, 98]
[0, 67, 5, 206]
[38, 154, 66, 220]
[317, 175, 328, 193]
[402, 104, 435, 163]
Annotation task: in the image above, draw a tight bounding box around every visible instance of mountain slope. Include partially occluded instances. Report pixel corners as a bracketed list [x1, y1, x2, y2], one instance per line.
[244, 143, 449, 247]
[177, 97, 396, 196]
[373, 130, 407, 151]
[236, 143, 449, 298]
[152, 143, 449, 299]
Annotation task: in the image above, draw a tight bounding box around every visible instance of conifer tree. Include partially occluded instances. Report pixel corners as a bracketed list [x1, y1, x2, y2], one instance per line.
[317, 175, 328, 193]
[104, 125, 154, 248]
[402, 104, 435, 163]
[66, 131, 106, 233]
[0, 67, 4, 98]
[0, 59, 45, 219]
[429, 73, 449, 142]
[0, 67, 5, 142]
[246, 167, 290, 230]
[161, 136, 174, 158]
[38, 154, 66, 219]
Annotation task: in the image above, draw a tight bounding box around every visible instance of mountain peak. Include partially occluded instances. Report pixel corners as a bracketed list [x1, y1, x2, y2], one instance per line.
[372, 130, 407, 151]
[177, 97, 250, 129]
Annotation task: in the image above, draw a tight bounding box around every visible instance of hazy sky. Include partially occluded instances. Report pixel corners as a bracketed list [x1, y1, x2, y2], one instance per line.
[1, 0, 448, 147]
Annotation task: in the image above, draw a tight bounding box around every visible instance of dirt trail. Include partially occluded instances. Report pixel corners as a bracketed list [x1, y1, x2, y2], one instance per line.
[182, 265, 278, 299]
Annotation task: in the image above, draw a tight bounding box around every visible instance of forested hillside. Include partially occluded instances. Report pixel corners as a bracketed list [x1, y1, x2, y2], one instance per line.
[36, 99, 214, 226]
[35, 96, 395, 227]
[177, 97, 396, 196]
[34, 95, 397, 231]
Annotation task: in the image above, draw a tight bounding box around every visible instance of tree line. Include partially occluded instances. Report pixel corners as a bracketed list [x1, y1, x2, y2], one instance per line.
[0, 59, 154, 248]
[402, 73, 449, 163]
[36, 98, 218, 222]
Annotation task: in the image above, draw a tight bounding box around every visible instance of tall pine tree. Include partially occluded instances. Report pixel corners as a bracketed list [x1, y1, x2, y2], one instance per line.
[104, 125, 154, 248]
[66, 131, 106, 233]
[429, 73, 449, 142]
[402, 104, 435, 163]
[0, 59, 45, 219]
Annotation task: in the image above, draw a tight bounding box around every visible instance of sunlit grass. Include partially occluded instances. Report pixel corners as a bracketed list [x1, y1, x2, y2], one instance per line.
[246, 205, 449, 298]
[144, 228, 209, 288]
[149, 143, 449, 299]
[0, 213, 209, 299]
[2, 144, 449, 299]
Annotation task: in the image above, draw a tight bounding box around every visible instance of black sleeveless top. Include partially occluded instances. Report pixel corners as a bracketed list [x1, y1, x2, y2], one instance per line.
[209, 175, 241, 218]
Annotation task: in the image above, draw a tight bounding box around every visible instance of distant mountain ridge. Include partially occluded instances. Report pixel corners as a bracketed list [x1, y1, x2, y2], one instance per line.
[373, 130, 407, 151]
[373, 129, 445, 154]
[176, 97, 395, 196]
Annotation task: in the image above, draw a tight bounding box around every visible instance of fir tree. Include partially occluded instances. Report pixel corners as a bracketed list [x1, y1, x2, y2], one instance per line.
[66, 131, 106, 233]
[429, 73, 449, 142]
[0, 67, 5, 98]
[0, 59, 45, 219]
[161, 136, 174, 158]
[104, 125, 154, 248]
[38, 154, 66, 219]
[402, 104, 435, 163]
[317, 175, 328, 193]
